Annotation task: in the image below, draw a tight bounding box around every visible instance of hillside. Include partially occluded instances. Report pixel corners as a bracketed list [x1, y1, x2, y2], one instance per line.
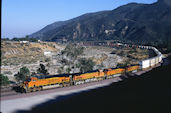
[1, 41, 61, 65]
[1, 41, 65, 80]
[30, 0, 171, 44]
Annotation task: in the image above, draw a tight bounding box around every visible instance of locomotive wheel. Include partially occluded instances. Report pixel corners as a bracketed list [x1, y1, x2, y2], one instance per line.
[37, 87, 41, 91]
[28, 88, 33, 92]
[66, 83, 70, 87]
[59, 83, 63, 88]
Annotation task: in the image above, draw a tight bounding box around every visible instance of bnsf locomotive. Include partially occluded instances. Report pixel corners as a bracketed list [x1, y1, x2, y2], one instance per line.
[20, 65, 139, 93]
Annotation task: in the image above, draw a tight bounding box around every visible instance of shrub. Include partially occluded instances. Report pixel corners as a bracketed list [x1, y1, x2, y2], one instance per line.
[78, 58, 95, 73]
[45, 58, 51, 62]
[0, 74, 10, 85]
[66, 67, 71, 73]
[14, 67, 30, 82]
[37, 64, 49, 75]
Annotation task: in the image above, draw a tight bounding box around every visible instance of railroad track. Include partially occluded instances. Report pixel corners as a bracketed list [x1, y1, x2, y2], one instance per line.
[1, 87, 19, 97]
[1, 92, 19, 97]
[0, 74, 136, 98]
[0, 76, 127, 99]
[1, 87, 13, 92]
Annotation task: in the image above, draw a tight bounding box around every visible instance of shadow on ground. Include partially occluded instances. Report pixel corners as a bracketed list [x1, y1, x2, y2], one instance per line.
[15, 64, 171, 113]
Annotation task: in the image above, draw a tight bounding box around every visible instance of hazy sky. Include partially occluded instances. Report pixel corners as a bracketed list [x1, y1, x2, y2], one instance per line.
[2, 0, 157, 38]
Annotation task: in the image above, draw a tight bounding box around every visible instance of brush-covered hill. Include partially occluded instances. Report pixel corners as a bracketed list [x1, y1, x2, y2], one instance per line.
[1, 41, 61, 65]
[30, 0, 171, 44]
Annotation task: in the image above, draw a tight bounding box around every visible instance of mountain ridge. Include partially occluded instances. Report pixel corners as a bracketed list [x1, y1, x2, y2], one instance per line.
[30, 0, 171, 44]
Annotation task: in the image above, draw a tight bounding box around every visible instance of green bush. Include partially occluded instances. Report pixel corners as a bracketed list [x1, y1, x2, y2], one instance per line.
[78, 58, 95, 73]
[37, 64, 49, 75]
[14, 67, 30, 82]
[0, 74, 10, 85]
[66, 67, 71, 73]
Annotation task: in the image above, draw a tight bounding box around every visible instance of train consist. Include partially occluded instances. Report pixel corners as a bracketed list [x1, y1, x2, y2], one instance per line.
[20, 44, 163, 93]
[20, 65, 139, 92]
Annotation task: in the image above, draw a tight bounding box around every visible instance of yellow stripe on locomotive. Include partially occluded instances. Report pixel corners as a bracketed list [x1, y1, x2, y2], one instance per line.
[73, 70, 105, 81]
[104, 68, 125, 76]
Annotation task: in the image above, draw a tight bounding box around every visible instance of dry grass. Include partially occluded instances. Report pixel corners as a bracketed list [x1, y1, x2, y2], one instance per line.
[1, 41, 60, 65]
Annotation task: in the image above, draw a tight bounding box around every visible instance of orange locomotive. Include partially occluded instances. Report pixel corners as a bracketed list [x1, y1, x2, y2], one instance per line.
[126, 65, 139, 72]
[21, 74, 71, 92]
[20, 65, 140, 93]
[73, 70, 105, 85]
[104, 68, 125, 78]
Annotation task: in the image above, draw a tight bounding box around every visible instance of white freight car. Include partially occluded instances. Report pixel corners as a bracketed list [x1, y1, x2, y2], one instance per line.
[155, 56, 159, 64]
[150, 58, 156, 67]
[158, 55, 162, 62]
[139, 59, 150, 69]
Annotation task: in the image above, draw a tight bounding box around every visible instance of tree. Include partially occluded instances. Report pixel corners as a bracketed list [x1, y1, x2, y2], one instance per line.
[14, 67, 30, 82]
[66, 67, 71, 73]
[25, 35, 29, 39]
[2, 38, 10, 41]
[78, 58, 95, 73]
[37, 64, 49, 75]
[11, 36, 38, 42]
[0, 74, 10, 85]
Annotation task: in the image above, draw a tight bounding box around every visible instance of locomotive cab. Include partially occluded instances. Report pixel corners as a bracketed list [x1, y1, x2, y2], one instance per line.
[20, 77, 38, 93]
[30, 77, 38, 81]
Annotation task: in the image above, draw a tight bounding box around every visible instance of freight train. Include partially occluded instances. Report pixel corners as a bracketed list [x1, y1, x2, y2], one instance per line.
[20, 65, 139, 93]
[20, 44, 163, 93]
